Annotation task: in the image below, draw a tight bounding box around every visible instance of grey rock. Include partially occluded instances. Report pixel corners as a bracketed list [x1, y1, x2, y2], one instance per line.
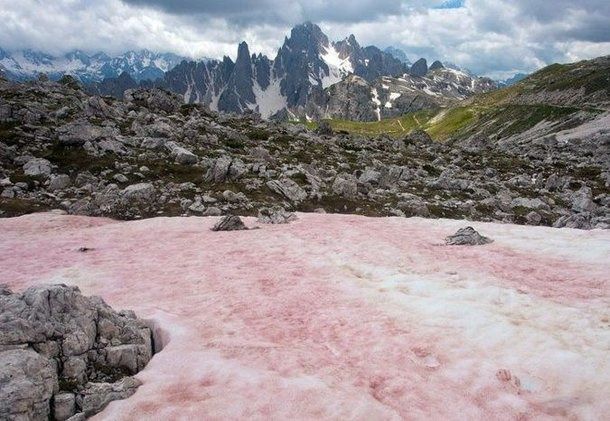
[0, 349, 58, 421]
[49, 174, 71, 191]
[571, 186, 596, 213]
[23, 157, 52, 176]
[359, 169, 382, 186]
[445, 226, 493, 246]
[206, 156, 233, 182]
[0, 284, 153, 420]
[526, 211, 542, 225]
[511, 197, 550, 211]
[211, 215, 248, 231]
[266, 178, 307, 203]
[58, 121, 104, 146]
[121, 183, 155, 202]
[77, 377, 142, 417]
[167, 142, 198, 165]
[257, 206, 297, 224]
[53, 392, 76, 421]
[113, 173, 129, 183]
[332, 174, 358, 199]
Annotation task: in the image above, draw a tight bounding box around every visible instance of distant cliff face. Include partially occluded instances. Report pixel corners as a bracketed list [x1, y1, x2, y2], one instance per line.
[159, 22, 407, 119]
[323, 66, 498, 121]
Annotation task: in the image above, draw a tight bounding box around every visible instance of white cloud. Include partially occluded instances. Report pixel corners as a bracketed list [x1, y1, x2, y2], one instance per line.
[0, 0, 608, 78]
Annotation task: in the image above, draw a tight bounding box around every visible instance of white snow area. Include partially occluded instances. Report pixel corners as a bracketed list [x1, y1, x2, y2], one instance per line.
[371, 87, 381, 120]
[320, 45, 353, 88]
[384, 101, 392, 108]
[555, 112, 610, 143]
[1, 213, 608, 420]
[390, 92, 401, 101]
[250, 78, 287, 119]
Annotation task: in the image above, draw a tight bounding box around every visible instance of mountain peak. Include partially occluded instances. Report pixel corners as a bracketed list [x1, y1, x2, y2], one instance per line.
[410, 58, 428, 77]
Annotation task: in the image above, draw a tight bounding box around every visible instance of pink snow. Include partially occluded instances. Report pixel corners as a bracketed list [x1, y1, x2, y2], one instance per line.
[0, 212, 609, 420]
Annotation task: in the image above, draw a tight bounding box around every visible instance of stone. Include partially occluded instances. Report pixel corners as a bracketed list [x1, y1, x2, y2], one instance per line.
[167, 142, 198, 165]
[49, 174, 71, 191]
[206, 156, 233, 182]
[0, 285, 153, 420]
[332, 174, 358, 199]
[57, 121, 104, 146]
[0, 349, 58, 420]
[53, 392, 76, 421]
[359, 169, 382, 186]
[77, 377, 142, 417]
[571, 186, 596, 213]
[257, 207, 298, 224]
[23, 157, 52, 176]
[526, 211, 542, 225]
[510, 197, 550, 211]
[266, 178, 307, 203]
[121, 183, 155, 202]
[211, 215, 248, 231]
[113, 173, 129, 183]
[445, 227, 493, 246]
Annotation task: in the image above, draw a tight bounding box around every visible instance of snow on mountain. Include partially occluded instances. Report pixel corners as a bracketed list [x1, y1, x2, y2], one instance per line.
[0, 49, 186, 83]
[323, 63, 498, 121]
[320, 44, 354, 88]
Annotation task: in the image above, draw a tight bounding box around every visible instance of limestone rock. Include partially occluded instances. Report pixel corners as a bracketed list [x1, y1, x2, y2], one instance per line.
[211, 215, 248, 231]
[266, 178, 307, 203]
[77, 377, 142, 417]
[257, 207, 297, 224]
[0, 349, 58, 420]
[445, 227, 493, 246]
[23, 157, 52, 176]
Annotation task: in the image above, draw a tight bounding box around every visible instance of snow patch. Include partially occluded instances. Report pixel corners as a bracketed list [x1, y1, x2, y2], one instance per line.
[371, 88, 381, 121]
[251, 78, 287, 119]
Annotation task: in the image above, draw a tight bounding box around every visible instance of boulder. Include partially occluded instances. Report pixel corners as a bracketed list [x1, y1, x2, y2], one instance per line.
[77, 377, 142, 417]
[0, 284, 153, 420]
[57, 121, 105, 146]
[266, 178, 307, 203]
[257, 207, 298, 224]
[48, 174, 71, 191]
[23, 157, 52, 176]
[121, 183, 155, 202]
[0, 349, 58, 420]
[332, 174, 358, 199]
[445, 227, 493, 246]
[211, 215, 248, 231]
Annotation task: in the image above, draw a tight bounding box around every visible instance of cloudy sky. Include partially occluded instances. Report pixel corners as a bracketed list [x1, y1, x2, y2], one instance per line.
[1, 0, 609, 79]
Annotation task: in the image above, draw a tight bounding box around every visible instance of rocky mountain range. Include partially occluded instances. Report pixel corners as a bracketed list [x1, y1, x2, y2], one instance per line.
[0, 48, 186, 84]
[1, 24, 503, 122]
[87, 23, 496, 121]
[324, 60, 497, 121]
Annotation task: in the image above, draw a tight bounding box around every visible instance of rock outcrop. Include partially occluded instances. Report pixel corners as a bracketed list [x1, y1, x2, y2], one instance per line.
[0, 284, 154, 420]
[212, 215, 248, 231]
[445, 227, 494, 246]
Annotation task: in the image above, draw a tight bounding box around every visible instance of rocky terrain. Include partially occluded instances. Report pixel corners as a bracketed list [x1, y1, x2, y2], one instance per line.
[0, 62, 608, 229]
[0, 284, 154, 420]
[325, 62, 496, 121]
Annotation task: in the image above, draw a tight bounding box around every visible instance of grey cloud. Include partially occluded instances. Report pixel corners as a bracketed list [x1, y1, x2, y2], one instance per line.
[121, 0, 404, 23]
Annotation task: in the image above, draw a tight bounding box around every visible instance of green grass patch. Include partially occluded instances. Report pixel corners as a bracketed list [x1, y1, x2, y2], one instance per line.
[424, 107, 478, 140]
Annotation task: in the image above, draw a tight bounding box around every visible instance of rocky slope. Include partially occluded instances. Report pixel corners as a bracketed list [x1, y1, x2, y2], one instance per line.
[0, 48, 185, 84]
[324, 62, 497, 121]
[0, 284, 153, 420]
[0, 69, 608, 229]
